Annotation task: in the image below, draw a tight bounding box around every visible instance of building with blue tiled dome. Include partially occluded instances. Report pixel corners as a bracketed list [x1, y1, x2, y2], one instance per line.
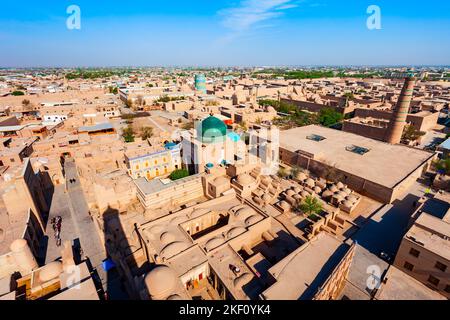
[200, 116, 227, 144]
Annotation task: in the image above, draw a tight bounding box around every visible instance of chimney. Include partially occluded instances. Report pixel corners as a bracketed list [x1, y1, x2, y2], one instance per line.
[384, 76, 416, 144]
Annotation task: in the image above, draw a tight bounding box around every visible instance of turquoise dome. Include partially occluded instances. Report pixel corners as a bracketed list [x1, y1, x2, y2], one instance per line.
[201, 116, 227, 143]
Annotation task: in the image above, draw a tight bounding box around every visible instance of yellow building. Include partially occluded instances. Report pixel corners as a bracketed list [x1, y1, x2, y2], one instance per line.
[125, 143, 182, 180]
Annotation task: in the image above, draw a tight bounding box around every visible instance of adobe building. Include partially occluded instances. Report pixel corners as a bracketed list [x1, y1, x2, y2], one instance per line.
[125, 143, 182, 180]
[279, 125, 435, 203]
[393, 192, 450, 298]
[260, 232, 355, 300]
[181, 115, 279, 176]
[135, 191, 308, 300]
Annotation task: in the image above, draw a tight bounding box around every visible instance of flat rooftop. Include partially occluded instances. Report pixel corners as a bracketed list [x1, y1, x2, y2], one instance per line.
[375, 266, 446, 300]
[261, 232, 351, 300]
[407, 216, 450, 261]
[279, 125, 434, 188]
[135, 173, 202, 195]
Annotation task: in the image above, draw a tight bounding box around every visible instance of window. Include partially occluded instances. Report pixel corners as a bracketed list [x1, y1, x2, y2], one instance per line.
[403, 261, 414, 271]
[346, 145, 370, 155]
[10, 158, 15, 163]
[409, 248, 420, 258]
[427, 275, 440, 286]
[445, 285, 450, 294]
[307, 134, 326, 142]
[435, 261, 447, 272]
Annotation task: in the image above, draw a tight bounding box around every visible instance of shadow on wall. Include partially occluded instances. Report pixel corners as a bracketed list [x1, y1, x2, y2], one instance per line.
[102, 206, 139, 300]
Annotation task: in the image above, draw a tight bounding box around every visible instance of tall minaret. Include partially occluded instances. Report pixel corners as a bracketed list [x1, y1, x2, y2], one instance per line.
[384, 75, 416, 144]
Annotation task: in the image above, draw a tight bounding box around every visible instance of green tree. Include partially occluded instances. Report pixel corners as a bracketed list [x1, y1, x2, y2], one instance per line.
[435, 158, 450, 175]
[402, 125, 426, 143]
[11, 91, 25, 96]
[122, 126, 135, 143]
[318, 108, 344, 127]
[343, 92, 355, 99]
[141, 126, 154, 140]
[109, 86, 118, 94]
[169, 169, 189, 181]
[277, 168, 288, 179]
[298, 196, 323, 218]
[290, 166, 302, 179]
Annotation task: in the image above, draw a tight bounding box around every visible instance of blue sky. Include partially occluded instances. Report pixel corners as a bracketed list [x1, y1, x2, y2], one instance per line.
[0, 0, 449, 67]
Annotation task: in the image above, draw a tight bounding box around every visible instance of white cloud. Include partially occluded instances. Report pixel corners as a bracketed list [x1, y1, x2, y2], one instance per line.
[218, 0, 297, 38]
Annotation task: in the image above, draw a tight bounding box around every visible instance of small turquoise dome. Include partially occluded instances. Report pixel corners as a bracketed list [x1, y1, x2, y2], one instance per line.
[227, 132, 240, 142]
[201, 116, 227, 143]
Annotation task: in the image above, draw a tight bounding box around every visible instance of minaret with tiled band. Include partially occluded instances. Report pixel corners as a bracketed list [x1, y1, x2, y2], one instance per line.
[384, 76, 416, 144]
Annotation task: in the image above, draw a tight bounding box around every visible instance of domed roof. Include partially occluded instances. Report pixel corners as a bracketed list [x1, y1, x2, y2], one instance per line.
[237, 173, 254, 185]
[337, 191, 347, 198]
[305, 178, 315, 188]
[10, 239, 28, 252]
[235, 206, 254, 219]
[261, 176, 272, 186]
[227, 227, 246, 239]
[342, 200, 353, 208]
[342, 188, 352, 195]
[214, 176, 230, 185]
[245, 214, 263, 225]
[39, 261, 63, 282]
[145, 265, 178, 299]
[201, 116, 227, 143]
[160, 241, 190, 259]
[329, 185, 339, 193]
[279, 201, 291, 210]
[227, 132, 241, 142]
[160, 232, 176, 244]
[205, 237, 225, 251]
[322, 190, 333, 198]
[296, 172, 308, 181]
[286, 189, 296, 197]
[167, 294, 182, 300]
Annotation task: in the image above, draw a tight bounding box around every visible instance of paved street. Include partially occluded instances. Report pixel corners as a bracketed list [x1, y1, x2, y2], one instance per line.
[44, 185, 79, 264]
[64, 160, 108, 290]
[350, 181, 426, 258]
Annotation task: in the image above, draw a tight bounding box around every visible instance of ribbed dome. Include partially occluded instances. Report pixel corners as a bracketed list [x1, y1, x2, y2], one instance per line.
[201, 116, 227, 143]
[145, 265, 178, 299]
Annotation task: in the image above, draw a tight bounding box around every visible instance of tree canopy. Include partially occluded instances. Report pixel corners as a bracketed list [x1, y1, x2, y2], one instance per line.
[318, 108, 344, 127]
[298, 196, 323, 219]
[122, 126, 135, 143]
[140, 126, 154, 140]
[169, 169, 189, 181]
